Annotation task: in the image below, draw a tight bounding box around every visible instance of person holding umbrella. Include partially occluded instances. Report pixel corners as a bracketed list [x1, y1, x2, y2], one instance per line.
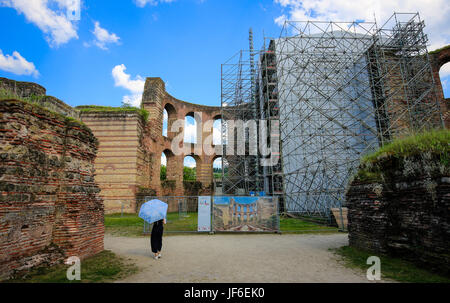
[151, 218, 166, 259]
[139, 199, 168, 260]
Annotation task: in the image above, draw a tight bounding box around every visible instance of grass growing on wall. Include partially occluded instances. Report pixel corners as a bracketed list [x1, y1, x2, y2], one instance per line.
[354, 128, 450, 183]
[361, 129, 449, 165]
[0, 89, 86, 127]
[76, 105, 149, 122]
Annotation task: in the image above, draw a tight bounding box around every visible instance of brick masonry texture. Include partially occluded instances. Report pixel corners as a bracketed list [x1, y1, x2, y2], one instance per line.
[0, 99, 104, 281]
[0, 77, 80, 120]
[346, 155, 450, 275]
[80, 78, 222, 214]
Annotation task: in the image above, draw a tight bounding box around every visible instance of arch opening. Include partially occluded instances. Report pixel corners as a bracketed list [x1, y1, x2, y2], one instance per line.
[161, 149, 174, 181]
[163, 103, 176, 138]
[184, 113, 198, 144]
[183, 155, 198, 181]
[440, 62, 450, 99]
[213, 118, 222, 145]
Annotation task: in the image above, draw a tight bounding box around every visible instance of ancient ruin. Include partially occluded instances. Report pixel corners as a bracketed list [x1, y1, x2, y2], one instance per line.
[0, 95, 103, 280]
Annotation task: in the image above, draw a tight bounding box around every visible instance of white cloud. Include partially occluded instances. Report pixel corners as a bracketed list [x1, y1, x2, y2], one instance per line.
[274, 14, 287, 26]
[1, 0, 78, 47]
[161, 153, 167, 166]
[273, 0, 450, 50]
[91, 21, 120, 50]
[134, 0, 176, 7]
[0, 50, 39, 77]
[112, 64, 145, 107]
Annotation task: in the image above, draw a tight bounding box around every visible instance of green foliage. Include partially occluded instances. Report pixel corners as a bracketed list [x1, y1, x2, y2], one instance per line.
[354, 129, 450, 183]
[334, 246, 450, 283]
[183, 166, 196, 181]
[0, 89, 85, 127]
[160, 165, 167, 181]
[76, 105, 149, 122]
[429, 44, 450, 54]
[6, 250, 138, 283]
[105, 212, 198, 236]
[280, 216, 338, 233]
[361, 129, 449, 165]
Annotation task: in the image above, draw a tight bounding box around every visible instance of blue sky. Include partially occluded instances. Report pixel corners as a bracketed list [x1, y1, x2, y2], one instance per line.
[1, 0, 448, 110]
[0, 0, 287, 108]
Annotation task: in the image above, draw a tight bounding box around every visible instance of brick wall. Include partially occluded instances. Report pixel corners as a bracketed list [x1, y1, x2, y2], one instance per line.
[0, 99, 104, 281]
[346, 154, 450, 275]
[80, 111, 149, 214]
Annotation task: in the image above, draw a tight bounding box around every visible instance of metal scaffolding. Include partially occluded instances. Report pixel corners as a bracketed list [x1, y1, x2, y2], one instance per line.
[221, 49, 262, 195]
[221, 12, 444, 217]
[275, 12, 443, 217]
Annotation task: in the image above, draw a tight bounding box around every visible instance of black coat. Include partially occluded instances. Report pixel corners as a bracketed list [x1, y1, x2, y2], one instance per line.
[150, 219, 164, 253]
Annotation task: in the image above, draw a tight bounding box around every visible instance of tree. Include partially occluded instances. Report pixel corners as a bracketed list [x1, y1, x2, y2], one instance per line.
[160, 165, 166, 181]
[183, 166, 196, 181]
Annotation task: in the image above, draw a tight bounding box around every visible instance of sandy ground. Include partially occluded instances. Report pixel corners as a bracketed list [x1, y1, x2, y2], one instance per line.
[105, 233, 375, 283]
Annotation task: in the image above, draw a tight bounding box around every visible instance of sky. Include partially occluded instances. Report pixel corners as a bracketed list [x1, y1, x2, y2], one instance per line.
[1, 0, 449, 170]
[0, 0, 449, 109]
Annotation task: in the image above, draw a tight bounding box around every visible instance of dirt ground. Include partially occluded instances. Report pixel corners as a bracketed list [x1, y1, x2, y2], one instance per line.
[105, 233, 376, 283]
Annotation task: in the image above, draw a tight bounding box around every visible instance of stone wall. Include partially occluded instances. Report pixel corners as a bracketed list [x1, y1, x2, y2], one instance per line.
[0, 99, 104, 281]
[142, 77, 221, 199]
[346, 154, 450, 275]
[0, 77, 80, 119]
[429, 47, 450, 129]
[0, 77, 46, 97]
[79, 111, 149, 214]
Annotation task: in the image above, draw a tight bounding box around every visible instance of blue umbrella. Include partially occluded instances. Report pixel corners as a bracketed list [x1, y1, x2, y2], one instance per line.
[139, 199, 168, 224]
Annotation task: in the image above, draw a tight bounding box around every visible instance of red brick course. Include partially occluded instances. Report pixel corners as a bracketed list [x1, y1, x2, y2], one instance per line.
[0, 99, 104, 281]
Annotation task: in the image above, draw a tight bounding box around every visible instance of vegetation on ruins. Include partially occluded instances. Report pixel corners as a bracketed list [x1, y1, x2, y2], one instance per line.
[429, 44, 450, 54]
[76, 104, 149, 122]
[354, 128, 450, 183]
[0, 89, 86, 127]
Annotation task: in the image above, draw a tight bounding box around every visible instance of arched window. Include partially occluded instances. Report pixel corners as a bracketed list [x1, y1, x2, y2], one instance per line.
[163, 103, 176, 138]
[183, 156, 197, 181]
[184, 113, 198, 144]
[440, 62, 450, 98]
[213, 157, 222, 180]
[162, 109, 168, 137]
[213, 118, 222, 145]
[160, 152, 167, 180]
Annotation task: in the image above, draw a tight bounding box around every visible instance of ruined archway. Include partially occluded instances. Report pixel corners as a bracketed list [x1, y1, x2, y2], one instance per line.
[163, 103, 176, 138]
[439, 62, 450, 99]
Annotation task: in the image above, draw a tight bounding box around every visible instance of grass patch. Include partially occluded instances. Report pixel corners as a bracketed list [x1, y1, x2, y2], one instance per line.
[354, 128, 450, 183]
[6, 250, 138, 283]
[429, 44, 450, 54]
[105, 213, 338, 236]
[0, 89, 86, 127]
[105, 212, 199, 237]
[280, 216, 339, 233]
[361, 128, 449, 165]
[334, 246, 450, 283]
[76, 105, 149, 122]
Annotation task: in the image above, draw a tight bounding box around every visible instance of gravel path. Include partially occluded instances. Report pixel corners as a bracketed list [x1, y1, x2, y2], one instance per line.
[105, 233, 371, 283]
